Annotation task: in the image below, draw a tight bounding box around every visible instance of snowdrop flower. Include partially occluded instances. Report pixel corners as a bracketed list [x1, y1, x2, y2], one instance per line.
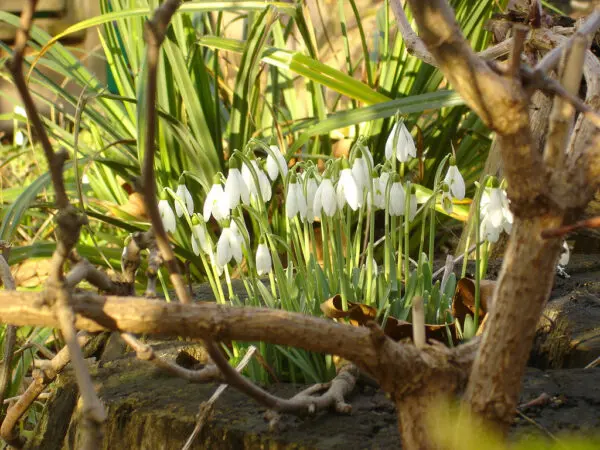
[351, 147, 374, 201]
[175, 183, 194, 217]
[302, 172, 319, 222]
[14, 105, 27, 118]
[158, 195, 176, 233]
[371, 171, 390, 210]
[266, 145, 288, 181]
[313, 177, 337, 218]
[255, 240, 272, 275]
[441, 183, 453, 214]
[225, 157, 249, 208]
[559, 241, 570, 266]
[443, 157, 465, 200]
[203, 177, 230, 222]
[336, 165, 360, 211]
[191, 216, 212, 256]
[480, 187, 513, 243]
[388, 176, 406, 216]
[242, 159, 272, 202]
[286, 173, 307, 219]
[14, 130, 25, 146]
[385, 121, 416, 163]
[216, 222, 244, 268]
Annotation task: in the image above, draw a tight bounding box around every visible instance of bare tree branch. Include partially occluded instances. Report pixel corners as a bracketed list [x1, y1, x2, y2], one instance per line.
[543, 35, 587, 169]
[120, 333, 221, 382]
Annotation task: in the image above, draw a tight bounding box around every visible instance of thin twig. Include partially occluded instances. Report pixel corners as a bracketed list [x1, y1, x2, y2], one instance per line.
[543, 35, 588, 169]
[181, 346, 257, 450]
[6, 2, 106, 446]
[508, 25, 528, 79]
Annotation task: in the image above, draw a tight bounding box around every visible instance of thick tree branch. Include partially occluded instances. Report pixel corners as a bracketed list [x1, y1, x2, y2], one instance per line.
[405, 0, 543, 212]
[0, 291, 478, 386]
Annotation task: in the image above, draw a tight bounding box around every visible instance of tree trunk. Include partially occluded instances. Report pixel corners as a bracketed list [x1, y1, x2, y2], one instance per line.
[465, 214, 564, 432]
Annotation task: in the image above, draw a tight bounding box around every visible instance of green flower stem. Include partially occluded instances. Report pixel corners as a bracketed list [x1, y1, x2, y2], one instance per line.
[320, 218, 333, 284]
[353, 203, 365, 268]
[404, 215, 410, 291]
[345, 210, 353, 275]
[365, 205, 376, 306]
[332, 215, 349, 311]
[224, 265, 234, 300]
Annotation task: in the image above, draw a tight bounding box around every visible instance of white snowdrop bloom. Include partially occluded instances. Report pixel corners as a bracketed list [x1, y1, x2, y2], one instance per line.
[14, 130, 25, 146]
[313, 178, 337, 218]
[175, 184, 194, 217]
[385, 121, 416, 163]
[559, 241, 570, 266]
[225, 168, 249, 209]
[336, 168, 360, 211]
[158, 199, 176, 233]
[388, 181, 406, 216]
[82, 174, 90, 185]
[302, 174, 319, 222]
[255, 242, 272, 275]
[286, 179, 307, 219]
[14, 105, 27, 118]
[242, 160, 272, 202]
[371, 172, 390, 210]
[203, 183, 230, 222]
[351, 148, 373, 201]
[216, 225, 243, 268]
[444, 164, 466, 200]
[191, 222, 211, 256]
[480, 187, 513, 243]
[266, 145, 288, 181]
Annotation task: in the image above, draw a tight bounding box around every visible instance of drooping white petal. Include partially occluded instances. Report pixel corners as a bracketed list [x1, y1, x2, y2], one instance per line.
[242, 161, 272, 202]
[14, 105, 27, 118]
[216, 229, 233, 267]
[175, 184, 194, 217]
[304, 176, 319, 222]
[14, 130, 24, 146]
[266, 145, 288, 181]
[336, 169, 359, 211]
[388, 182, 405, 216]
[255, 243, 272, 275]
[191, 223, 211, 256]
[351, 157, 370, 198]
[487, 188, 505, 228]
[286, 182, 307, 220]
[314, 178, 337, 217]
[229, 228, 243, 264]
[225, 168, 249, 209]
[385, 122, 416, 163]
[203, 184, 230, 222]
[444, 165, 466, 200]
[158, 200, 177, 233]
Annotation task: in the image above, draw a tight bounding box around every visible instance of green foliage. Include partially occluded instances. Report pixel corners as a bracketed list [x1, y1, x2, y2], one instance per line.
[0, 0, 507, 384]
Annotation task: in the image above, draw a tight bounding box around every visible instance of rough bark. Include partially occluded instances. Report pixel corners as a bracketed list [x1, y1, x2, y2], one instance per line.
[465, 214, 564, 431]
